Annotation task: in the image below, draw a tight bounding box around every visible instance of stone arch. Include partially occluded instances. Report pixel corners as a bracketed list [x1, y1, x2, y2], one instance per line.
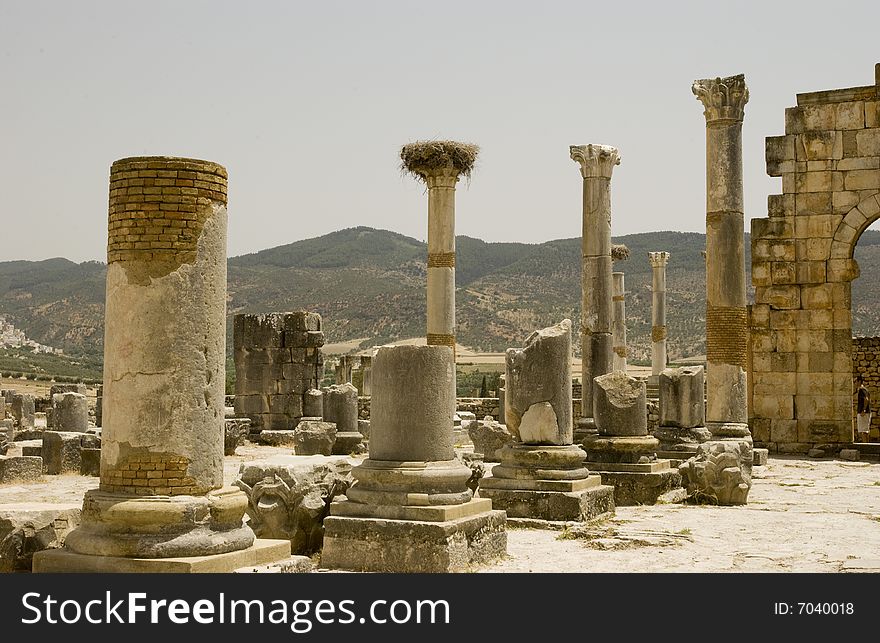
[830, 195, 880, 260]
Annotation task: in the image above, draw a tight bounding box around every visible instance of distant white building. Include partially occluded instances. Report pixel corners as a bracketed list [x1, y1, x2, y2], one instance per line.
[0, 315, 63, 354]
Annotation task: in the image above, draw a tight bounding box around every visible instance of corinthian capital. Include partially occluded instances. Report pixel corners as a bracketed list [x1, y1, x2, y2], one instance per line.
[692, 74, 749, 124]
[648, 251, 670, 268]
[570, 144, 621, 179]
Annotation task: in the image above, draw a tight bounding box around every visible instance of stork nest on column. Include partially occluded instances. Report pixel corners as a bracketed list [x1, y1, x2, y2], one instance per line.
[400, 140, 479, 182]
[611, 244, 630, 261]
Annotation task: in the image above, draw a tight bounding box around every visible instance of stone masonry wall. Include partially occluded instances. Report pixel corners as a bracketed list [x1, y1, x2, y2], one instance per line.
[750, 64, 880, 453]
[233, 312, 324, 431]
[851, 337, 880, 439]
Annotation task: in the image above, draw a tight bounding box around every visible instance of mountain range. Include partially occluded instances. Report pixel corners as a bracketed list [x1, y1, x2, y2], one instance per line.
[4, 226, 880, 365]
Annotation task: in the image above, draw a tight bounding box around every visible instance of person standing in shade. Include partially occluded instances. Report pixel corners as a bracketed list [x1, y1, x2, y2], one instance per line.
[856, 376, 871, 443]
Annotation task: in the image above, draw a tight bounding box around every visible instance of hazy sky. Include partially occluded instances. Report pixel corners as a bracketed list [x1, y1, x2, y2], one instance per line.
[1, 1, 878, 262]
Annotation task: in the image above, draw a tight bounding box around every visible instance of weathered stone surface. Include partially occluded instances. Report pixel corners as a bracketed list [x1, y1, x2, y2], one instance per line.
[49, 383, 87, 397]
[224, 418, 250, 455]
[595, 469, 682, 506]
[839, 449, 860, 461]
[357, 419, 370, 439]
[52, 392, 89, 432]
[468, 417, 516, 461]
[0, 455, 42, 483]
[593, 371, 647, 436]
[303, 388, 323, 418]
[79, 449, 101, 477]
[323, 383, 358, 433]
[332, 432, 366, 455]
[293, 421, 337, 456]
[506, 320, 572, 445]
[235, 455, 353, 555]
[659, 366, 705, 429]
[259, 430, 298, 447]
[41, 431, 84, 475]
[321, 510, 507, 573]
[752, 448, 769, 466]
[0, 504, 81, 573]
[679, 439, 753, 505]
[11, 394, 35, 430]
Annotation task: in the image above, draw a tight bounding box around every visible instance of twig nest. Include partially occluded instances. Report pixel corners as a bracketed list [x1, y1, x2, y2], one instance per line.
[400, 140, 479, 182]
[611, 244, 630, 261]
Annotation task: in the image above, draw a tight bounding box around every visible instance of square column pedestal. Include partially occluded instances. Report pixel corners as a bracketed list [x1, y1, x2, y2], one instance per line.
[479, 444, 614, 522]
[583, 436, 682, 506]
[33, 539, 291, 573]
[320, 459, 506, 572]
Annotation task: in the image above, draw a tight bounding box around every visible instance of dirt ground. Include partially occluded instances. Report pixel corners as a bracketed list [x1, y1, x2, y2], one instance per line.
[2, 448, 878, 573]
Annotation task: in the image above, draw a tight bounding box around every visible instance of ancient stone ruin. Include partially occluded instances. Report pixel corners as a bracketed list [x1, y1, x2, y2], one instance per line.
[33, 156, 291, 572]
[479, 320, 614, 521]
[233, 311, 324, 445]
[321, 345, 506, 572]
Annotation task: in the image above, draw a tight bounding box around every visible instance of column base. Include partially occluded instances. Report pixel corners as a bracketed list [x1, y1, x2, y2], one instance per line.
[63, 487, 255, 558]
[582, 434, 659, 464]
[478, 443, 615, 521]
[33, 539, 291, 573]
[583, 463, 682, 506]
[331, 431, 365, 455]
[707, 421, 751, 438]
[573, 417, 598, 443]
[653, 426, 712, 453]
[321, 505, 507, 572]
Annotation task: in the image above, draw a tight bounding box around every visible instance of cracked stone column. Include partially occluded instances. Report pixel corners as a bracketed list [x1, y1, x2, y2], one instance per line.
[570, 144, 621, 441]
[35, 157, 290, 570]
[649, 252, 670, 377]
[612, 272, 627, 372]
[688, 75, 752, 505]
[400, 141, 479, 357]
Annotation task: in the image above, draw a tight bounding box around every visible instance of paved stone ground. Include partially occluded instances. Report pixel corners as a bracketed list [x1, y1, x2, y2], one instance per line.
[483, 455, 880, 573]
[1, 449, 878, 572]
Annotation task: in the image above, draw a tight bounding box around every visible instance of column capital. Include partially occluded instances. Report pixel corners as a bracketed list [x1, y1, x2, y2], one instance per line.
[648, 251, 670, 268]
[570, 144, 620, 179]
[692, 74, 749, 124]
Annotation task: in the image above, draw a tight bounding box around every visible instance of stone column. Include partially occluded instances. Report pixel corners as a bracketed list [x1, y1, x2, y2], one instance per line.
[687, 75, 752, 505]
[322, 345, 506, 572]
[323, 382, 363, 454]
[570, 144, 621, 440]
[400, 141, 478, 356]
[479, 320, 614, 521]
[692, 76, 750, 439]
[611, 272, 627, 372]
[649, 252, 670, 377]
[39, 157, 288, 570]
[360, 355, 372, 396]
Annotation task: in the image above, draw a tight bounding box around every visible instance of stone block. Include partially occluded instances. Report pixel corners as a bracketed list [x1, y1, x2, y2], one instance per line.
[770, 261, 795, 284]
[593, 371, 647, 437]
[478, 482, 614, 521]
[320, 510, 507, 573]
[758, 285, 800, 309]
[468, 418, 516, 461]
[52, 392, 89, 432]
[659, 366, 705, 429]
[770, 419, 798, 442]
[835, 101, 865, 129]
[768, 193, 794, 217]
[794, 395, 835, 420]
[41, 431, 84, 475]
[796, 261, 826, 284]
[845, 169, 880, 190]
[258, 430, 298, 447]
[752, 448, 769, 466]
[0, 504, 81, 573]
[766, 135, 796, 167]
[322, 383, 359, 433]
[592, 468, 682, 506]
[839, 449, 860, 461]
[800, 284, 833, 310]
[79, 449, 100, 477]
[293, 421, 336, 456]
[796, 131, 842, 160]
[0, 456, 43, 483]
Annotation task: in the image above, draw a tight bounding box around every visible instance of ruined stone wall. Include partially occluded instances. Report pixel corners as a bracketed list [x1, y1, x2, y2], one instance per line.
[233, 312, 324, 431]
[750, 64, 880, 453]
[851, 337, 880, 438]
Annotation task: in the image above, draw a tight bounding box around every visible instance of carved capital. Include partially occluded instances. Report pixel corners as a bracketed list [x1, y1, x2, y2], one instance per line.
[424, 166, 461, 189]
[692, 74, 749, 124]
[570, 144, 621, 179]
[648, 251, 670, 268]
